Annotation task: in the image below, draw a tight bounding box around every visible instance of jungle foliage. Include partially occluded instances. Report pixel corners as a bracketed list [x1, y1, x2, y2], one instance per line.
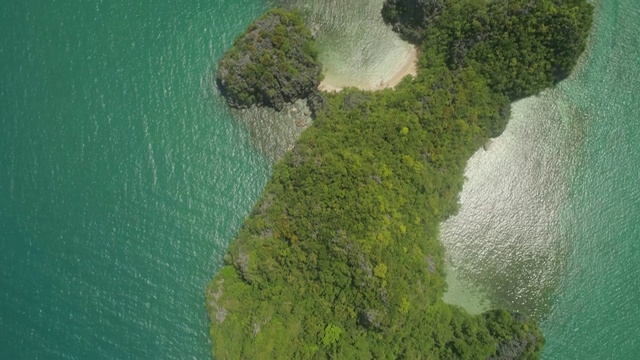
[207, 0, 592, 358]
[216, 9, 322, 110]
[383, 0, 593, 100]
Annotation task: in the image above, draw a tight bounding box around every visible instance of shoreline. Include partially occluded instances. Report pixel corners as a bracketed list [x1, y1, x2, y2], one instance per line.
[318, 45, 418, 93]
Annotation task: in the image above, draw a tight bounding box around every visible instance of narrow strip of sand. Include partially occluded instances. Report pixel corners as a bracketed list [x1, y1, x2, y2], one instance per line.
[318, 45, 418, 93]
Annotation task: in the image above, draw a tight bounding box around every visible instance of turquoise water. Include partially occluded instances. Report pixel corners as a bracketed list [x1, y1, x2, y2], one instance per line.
[0, 1, 270, 358]
[440, 0, 640, 358]
[542, 0, 640, 357]
[1, 0, 639, 359]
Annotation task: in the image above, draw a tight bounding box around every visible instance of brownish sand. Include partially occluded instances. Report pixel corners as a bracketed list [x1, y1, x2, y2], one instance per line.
[318, 45, 418, 93]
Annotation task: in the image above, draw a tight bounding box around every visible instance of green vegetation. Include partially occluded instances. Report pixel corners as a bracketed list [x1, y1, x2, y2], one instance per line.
[383, 0, 593, 100]
[216, 9, 322, 110]
[207, 0, 592, 358]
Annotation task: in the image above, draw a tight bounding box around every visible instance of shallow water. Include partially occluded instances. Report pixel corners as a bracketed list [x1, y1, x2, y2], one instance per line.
[441, 91, 583, 318]
[274, 0, 414, 88]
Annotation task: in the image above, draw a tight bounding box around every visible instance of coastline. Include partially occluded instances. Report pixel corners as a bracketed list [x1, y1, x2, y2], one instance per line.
[318, 45, 418, 92]
[209, 0, 593, 355]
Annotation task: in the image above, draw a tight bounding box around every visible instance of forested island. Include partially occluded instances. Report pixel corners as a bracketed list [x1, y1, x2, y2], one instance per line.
[209, 0, 592, 358]
[216, 9, 322, 111]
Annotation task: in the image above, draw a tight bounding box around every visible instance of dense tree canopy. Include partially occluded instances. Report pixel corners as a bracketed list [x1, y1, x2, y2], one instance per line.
[383, 0, 593, 100]
[216, 9, 322, 110]
[207, 0, 592, 358]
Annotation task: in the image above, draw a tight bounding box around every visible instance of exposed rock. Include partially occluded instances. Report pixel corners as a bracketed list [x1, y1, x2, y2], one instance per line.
[425, 255, 436, 274]
[358, 309, 383, 330]
[216, 9, 323, 111]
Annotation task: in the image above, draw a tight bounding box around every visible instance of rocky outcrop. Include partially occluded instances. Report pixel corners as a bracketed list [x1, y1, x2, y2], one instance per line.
[381, 0, 450, 43]
[216, 9, 323, 111]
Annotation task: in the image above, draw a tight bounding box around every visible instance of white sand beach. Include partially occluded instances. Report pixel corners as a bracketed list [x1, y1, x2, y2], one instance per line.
[318, 45, 418, 92]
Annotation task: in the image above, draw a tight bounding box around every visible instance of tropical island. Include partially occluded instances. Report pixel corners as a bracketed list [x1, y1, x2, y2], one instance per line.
[216, 9, 323, 111]
[209, 0, 592, 358]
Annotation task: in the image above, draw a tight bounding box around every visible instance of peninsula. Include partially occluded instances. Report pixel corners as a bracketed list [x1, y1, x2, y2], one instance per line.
[209, 0, 592, 358]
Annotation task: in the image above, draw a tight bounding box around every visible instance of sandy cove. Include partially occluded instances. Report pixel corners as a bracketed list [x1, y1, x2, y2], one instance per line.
[318, 45, 418, 93]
